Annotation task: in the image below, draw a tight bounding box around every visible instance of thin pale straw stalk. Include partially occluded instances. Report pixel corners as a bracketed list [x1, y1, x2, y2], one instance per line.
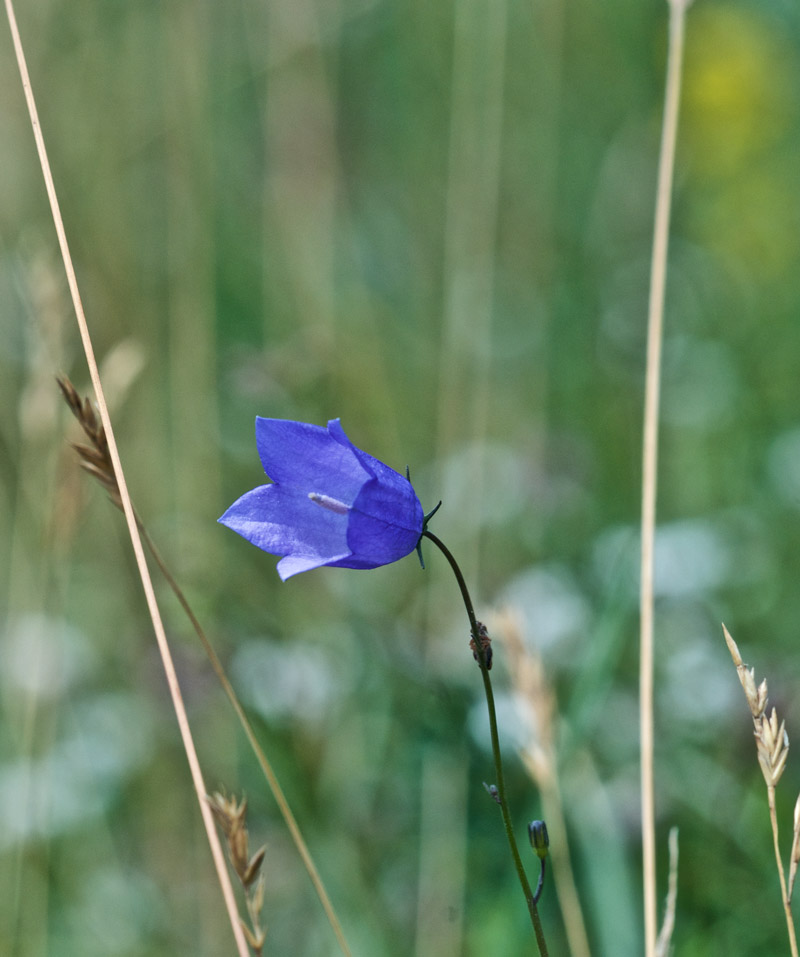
[655, 827, 679, 957]
[640, 2, 692, 955]
[4, 4, 249, 953]
[768, 786, 799, 957]
[788, 794, 800, 901]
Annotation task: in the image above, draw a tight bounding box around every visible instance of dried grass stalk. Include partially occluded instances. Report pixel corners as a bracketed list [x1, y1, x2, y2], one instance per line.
[655, 827, 679, 957]
[639, 4, 694, 949]
[790, 796, 800, 900]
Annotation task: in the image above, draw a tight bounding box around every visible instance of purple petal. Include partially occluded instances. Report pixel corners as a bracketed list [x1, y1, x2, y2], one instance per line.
[255, 418, 366, 502]
[327, 420, 423, 564]
[328, 419, 397, 486]
[277, 553, 350, 581]
[218, 484, 351, 574]
[345, 476, 424, 566]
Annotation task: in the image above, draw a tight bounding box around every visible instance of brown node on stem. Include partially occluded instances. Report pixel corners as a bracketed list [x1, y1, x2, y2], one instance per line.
[470, 621, 493, 670]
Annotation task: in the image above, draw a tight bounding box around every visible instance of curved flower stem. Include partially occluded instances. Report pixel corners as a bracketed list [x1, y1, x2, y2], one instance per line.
[533, 858, 547, 906]
[422, 531, 549, 956]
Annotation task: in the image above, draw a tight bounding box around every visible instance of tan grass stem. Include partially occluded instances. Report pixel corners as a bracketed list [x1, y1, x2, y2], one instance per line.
[655, 827, 679, 957]
[4, 4, 249, 952]
[640, 2, 692, 953]
[769, 787, 799, 957]
[789, 795, 800, 901]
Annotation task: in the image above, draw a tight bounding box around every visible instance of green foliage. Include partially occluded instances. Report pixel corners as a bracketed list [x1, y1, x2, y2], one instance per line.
[3, 0, 800, 953]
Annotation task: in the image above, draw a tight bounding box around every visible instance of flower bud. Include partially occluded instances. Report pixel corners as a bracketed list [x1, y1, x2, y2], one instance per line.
[528, 820, 549, 859]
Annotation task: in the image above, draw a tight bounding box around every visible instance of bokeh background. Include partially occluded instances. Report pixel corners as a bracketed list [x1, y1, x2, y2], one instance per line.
[3, 0, 800, 953]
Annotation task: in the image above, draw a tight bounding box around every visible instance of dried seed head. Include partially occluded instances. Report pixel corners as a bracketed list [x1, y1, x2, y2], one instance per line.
[207, 791, 254, 880]
[207, 792, 247, 838]
[724, 626, 791, 789]
[230, 827, 250, 876]
[207, 792, 267, 950]
[249, 873, 265, 917]
[243, 845, 267, 888]
[723, 624, 743, 667]
[756, 679, 769, 717]
[724, 625, 766, 719]
[242, 919, 266, 952]
[57, 376, 121, 509]
[754, 708, 790, 787]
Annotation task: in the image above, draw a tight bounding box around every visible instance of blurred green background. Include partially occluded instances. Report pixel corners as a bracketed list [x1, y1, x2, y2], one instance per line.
[3, 0, 800, 953]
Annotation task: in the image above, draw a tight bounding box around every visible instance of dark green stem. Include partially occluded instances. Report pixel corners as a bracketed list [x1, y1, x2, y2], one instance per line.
[533, 858, 546, 905]
[422, 530, 549, 956]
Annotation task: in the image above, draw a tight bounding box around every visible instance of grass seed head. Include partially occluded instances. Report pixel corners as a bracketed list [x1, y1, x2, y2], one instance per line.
[57, 376, 121, 509]
[207, 792, 267, 952]
[725, 626, 790, 788]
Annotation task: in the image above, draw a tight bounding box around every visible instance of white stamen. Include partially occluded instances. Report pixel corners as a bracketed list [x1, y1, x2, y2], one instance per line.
[308, 492, 350, 515]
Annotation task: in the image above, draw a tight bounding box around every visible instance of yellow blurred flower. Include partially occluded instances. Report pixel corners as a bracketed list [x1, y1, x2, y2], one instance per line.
[682, 7, 795, 179]
[680, 8, 799, 277]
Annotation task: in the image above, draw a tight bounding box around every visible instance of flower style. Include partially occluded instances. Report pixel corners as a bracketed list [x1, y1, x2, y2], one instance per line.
[219, 418, 425, 580]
